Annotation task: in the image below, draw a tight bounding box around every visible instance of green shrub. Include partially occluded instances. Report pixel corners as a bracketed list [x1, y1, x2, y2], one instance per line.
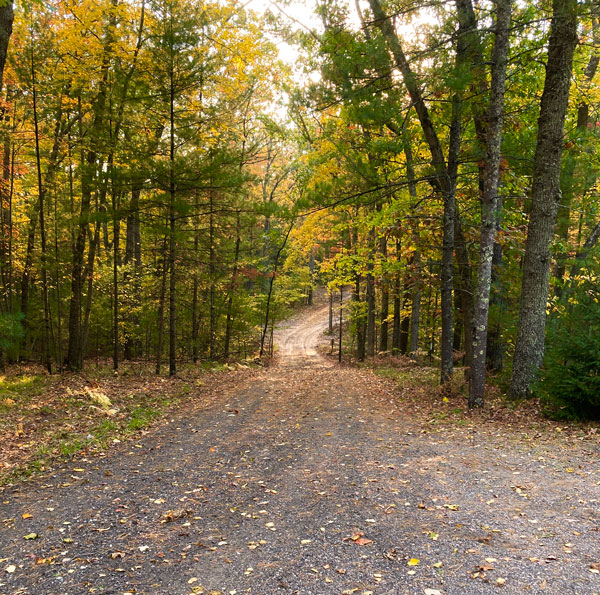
[537, 280, 600, 420]
[0, 313, 24, 362]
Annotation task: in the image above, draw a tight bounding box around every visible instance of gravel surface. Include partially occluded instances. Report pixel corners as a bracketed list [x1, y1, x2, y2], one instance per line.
[0, 301, 599, 595]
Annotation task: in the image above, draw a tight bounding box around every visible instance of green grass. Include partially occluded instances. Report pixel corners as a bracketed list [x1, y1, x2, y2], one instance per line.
[373, 366, 438, 387]
[0, 374, 47, 412]
[127, 405, 161, 431]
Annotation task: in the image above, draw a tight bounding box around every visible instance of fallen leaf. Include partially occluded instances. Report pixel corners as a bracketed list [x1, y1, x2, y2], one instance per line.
[355, 537, 373, 546]
[110, 551, 126, 559]
[23, 533, 38, 540]
[407, 558, 420, 566]
[22, 513, 33, 520]
[5, 565, 16, 573]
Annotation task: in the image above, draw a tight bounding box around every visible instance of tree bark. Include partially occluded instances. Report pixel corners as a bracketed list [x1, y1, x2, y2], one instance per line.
[510, 0, 578, 398]
[468, 0, 511, 407]
[379, 234, 389, 352]
[80, 223, 100, 366]
[392, 272, 401, 354]
[123, 185, 142, 360]
[555, 13, 599, 288]
[0, 3, 13, 93]
[209, 190, 216, 360]
[155, 236, 168, 376]
[329, 289, 334, 334]
[191, 193, 199, 363]
[168, 25, 176, 377]
[366, 228, 376, 357]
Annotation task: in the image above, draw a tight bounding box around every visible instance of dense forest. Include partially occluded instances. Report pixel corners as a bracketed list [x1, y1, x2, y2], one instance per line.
[0, 0, 598, 417]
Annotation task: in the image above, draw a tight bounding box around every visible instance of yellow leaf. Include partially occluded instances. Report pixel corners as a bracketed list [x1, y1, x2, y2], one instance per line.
[407, 558, 420, 566]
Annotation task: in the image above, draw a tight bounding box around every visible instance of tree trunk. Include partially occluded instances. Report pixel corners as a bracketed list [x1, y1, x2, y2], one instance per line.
[209, 190, 216, 360]
[510, 0, 578, 399]
[338, 285, 343, 363]
[19, 200, 38, 345]
[307, 249, 314, 306]
[399, 293, 410, 354]
[156, 236, 168, 375]
[486, 215, 505, 372]
[329, 289, 333, 334]
[0, 92, 10, 311]
[555, 23, 599, 288]
[112, 188, 120, 372]
[260, 222, 295, 358]
[379, 235, 388, 353]
[403, 123, 421, 360]
[67, 33, 112, 370]
[191, 193, 199, 364]
[468, 0, 511, 408]
[366, 233, 376, 358]
[80, 223, 100, 366]
[409, 251, 421, 360]
[123, 185, 142, 360]
[224, 211, 241, 360]
[0, 3, 13, 93]
[31, 49, 52, 373]
[392, 273, 401, 354]
[168, 42, 176, 377]
[454, 218, 474, 368]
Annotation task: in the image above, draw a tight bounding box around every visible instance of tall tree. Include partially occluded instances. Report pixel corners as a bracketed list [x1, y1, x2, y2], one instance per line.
[0, 2, 13, 92]
[368, 0, 457, 382]
[509, 0, 578, 398]
[468, 0, 512, 407]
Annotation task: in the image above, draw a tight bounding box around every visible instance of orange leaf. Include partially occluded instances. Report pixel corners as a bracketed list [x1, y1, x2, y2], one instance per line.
[354, 537, 373, 546]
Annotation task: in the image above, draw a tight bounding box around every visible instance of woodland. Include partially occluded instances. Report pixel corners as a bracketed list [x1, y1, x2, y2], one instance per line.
[0, 0, 599, 419]
[2, 2, 600, 593]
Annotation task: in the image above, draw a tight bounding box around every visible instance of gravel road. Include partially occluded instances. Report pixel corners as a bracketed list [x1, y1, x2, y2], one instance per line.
[0, 300, 599, 595]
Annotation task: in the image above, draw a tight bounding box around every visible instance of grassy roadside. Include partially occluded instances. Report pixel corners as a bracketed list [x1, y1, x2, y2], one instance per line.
[0, 360, 255, 486]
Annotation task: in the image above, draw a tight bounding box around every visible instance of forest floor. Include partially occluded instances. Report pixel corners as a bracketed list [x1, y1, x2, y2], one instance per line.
[0, 299, 599, 595]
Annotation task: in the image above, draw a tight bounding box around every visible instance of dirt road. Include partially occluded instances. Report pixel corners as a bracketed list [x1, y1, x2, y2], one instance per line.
[275, 300, 334, 367]
[0, 301, 599, 594]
